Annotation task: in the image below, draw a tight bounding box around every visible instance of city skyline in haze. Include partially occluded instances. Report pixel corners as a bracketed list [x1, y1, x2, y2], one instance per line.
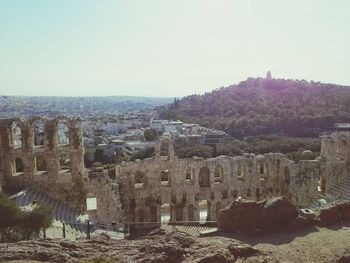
[1, 0, 350, 97]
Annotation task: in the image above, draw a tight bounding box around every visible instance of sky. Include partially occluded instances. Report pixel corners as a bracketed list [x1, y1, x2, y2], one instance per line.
[0, 0, 350, 97]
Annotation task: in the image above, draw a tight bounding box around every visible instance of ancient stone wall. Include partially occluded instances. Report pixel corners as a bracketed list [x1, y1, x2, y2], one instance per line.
[115, 136, 328, 230]
[0, 117, 87, 208]
[2, 116, 350, 232]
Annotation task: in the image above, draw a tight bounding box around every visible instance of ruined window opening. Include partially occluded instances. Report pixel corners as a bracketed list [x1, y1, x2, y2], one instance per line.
[160, 203, 170, 223]
[187, 204, 194, 222]
[199, 200, 209, 224]
[134, 171, 145, 188]
[11, 122, 22, 149]
[237, 163, 245, 181]
[59, 154, 70, 173]
[86, 197, 97, 210]
[14, 157, 24, 175]
[259, 164, 264, 175]
[199, 166, 210, 187]
[160, 141, 170, 156]
[160, 170, 170, 186]
[185, 168, 193, 181]
[214, 165, 224, 183]
[318, 177, 326, 194]
[35, 156, 47, 174]
[33, 121, 45, 147]
[216, 202, 223, 219]
[57, 120, 69, 145]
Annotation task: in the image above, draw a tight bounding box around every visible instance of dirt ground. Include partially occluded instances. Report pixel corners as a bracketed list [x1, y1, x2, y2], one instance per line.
[206, 223, 350, 263]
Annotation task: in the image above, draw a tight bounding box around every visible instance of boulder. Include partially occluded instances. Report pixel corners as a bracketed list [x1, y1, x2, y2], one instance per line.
[286, 216, 312, 232]
[217, 196, 298, 233]
[299, 208, 316, 221]
[317, 200, 350, 226]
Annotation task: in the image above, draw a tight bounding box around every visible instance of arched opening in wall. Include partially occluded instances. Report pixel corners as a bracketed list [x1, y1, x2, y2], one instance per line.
[57, 120, 69, 145]
[11, 122, 22, 149]
[318, 177, 326, 194]
[187, 204, 194, 222]
[214, 165, 224, 183]
[59, 153, 70, 174]
[86, 196, 97, 211]
[160, 141, 170, 156]
[185, 167, 193, 182]
[216, 202, 223, 219]
[160, 203, 170, 223]
[199, 200, 210, 224]
[134, 171, 145, 189]
[33, 121, 45, 147]
[237, 163, 245, 181]
[35, 156, 47, 175]
[160, 170, 170, 186]
[199, 166, 210, 187]
[14, 157, 24, 176]
[259, 164, 264, 175]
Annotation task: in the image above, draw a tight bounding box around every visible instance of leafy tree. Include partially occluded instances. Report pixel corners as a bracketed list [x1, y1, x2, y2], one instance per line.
[144, 128, 159, 141]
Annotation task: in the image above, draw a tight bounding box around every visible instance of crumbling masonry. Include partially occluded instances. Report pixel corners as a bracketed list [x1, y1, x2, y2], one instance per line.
[0, 117, 350, 231]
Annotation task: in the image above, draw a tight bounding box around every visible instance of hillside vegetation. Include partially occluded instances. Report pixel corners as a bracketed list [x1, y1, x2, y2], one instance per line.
[165, 78, 350, 138]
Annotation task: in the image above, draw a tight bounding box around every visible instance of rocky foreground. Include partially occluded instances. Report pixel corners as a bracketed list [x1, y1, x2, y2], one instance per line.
[0, 230, 277, 263]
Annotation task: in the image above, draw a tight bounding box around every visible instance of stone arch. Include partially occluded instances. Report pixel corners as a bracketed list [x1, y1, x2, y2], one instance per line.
[35, 155, 47, 174]
[187, 204, 194, 221]
[237, 162, 245, 181]
[214, 165, 224, 183]
[54, 117, 70, 146]
[134, 171, 145, 184]
[59, 153, 70, 172]
[10, 120, 23, 149]
[160, 169, 170, 185]
[14, 157, 24, 175]
[160, 203, 171, 223]
[185, 167, 193, 181]
[199, 166, 210, 187]
[30, 117, 46, 147]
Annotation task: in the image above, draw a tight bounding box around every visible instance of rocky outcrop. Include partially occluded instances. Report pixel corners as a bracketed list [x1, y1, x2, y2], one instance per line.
[217, 196, 298, 233]
[318, 200, 350, 226]
[0, 231, 277, 263]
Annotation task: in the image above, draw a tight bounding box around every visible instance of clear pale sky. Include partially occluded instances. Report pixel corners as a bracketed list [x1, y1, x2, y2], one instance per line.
[0, 0, 349, 97]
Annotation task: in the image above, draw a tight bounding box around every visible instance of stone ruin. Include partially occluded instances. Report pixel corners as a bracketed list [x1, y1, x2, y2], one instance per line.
[0, 116, 350, 232]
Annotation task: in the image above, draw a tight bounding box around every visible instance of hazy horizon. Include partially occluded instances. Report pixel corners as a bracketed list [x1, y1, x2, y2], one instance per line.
[1, 0, 350, 97]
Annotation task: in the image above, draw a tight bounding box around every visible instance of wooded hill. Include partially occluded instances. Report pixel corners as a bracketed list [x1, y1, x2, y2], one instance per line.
[165, 77, 350, 138]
